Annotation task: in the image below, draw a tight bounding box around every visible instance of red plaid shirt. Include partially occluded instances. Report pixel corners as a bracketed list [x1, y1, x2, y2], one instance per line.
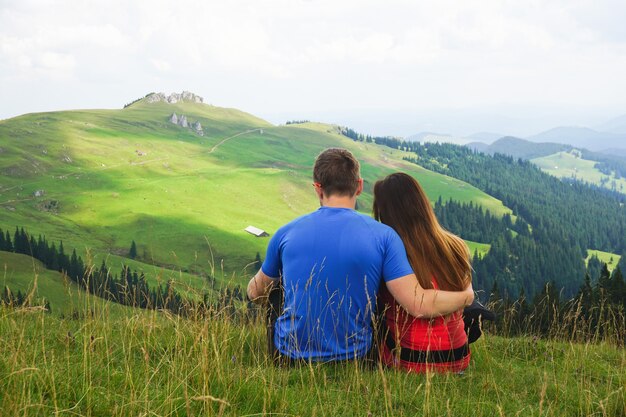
[379, 279, 470, 373]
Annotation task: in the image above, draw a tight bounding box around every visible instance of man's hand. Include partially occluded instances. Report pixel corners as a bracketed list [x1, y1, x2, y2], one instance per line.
[246, 269, 277, 304]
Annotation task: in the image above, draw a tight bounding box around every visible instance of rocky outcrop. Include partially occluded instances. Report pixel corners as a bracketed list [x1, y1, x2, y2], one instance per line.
[156, 92, 206, 136]
[38, 200, 59, 213]
[146, 93, 166, 103]
[180, 91, 203, 103]
[146, 91, 204, 104]
[168, 113, 204, 136]
[193, 121, 204, 136]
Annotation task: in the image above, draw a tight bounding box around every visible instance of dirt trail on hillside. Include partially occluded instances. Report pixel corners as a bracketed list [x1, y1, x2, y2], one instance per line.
[205, 128, 262, 154]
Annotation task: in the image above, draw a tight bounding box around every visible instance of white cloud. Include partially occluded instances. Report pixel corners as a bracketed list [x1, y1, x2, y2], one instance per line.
[0, 0, 625, 133]
[151, 59, 171, 72]
[39, 52, 76, 72]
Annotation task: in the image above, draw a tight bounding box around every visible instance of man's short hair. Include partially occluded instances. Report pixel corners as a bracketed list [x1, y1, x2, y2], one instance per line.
[313, 148, 361, 197]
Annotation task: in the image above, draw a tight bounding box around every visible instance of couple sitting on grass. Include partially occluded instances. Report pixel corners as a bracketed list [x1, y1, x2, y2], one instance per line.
[247, 148, 475, 373]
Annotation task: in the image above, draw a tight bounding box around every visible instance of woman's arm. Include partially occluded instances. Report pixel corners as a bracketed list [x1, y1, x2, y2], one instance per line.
[386, 274, 473, 318]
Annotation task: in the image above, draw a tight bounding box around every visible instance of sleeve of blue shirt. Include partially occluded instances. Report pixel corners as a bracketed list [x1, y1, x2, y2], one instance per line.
[382, 229, 414, 282]
[261, 229, 283, 279]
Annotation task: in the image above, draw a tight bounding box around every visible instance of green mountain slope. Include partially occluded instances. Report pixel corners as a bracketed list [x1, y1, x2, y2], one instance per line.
[463, 136, 626, 195]
[0, 94, 512, 282]
[532, 151, 626, 193]
[585, 249, 621, 272]
[0, 251, 132, 317]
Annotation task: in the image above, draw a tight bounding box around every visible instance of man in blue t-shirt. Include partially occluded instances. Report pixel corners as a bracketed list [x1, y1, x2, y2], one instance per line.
[247, 148, 474, 362]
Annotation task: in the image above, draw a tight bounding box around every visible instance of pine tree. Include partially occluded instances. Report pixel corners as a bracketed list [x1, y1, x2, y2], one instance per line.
[489, 280, 501, 304]
[16, 290, 24, 306]
[597, 263, 611, 299]
[532, 282, 561, 335]
[13, 227, 21, 253]
[57, 241, 69, 272]
[4, 231, 13, 252]
[129, 240, 137, 259]
[514, 287, 531, 333]
[608, 267, 626, 308]
[48, 243, 59, 271]
[577, 272, 594, 318]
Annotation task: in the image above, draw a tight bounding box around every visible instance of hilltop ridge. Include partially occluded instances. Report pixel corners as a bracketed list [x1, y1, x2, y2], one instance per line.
[145, 91, 204, 104]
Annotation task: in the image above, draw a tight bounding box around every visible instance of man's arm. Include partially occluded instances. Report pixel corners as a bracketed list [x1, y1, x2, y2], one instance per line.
[246, 269, 277, 304]
[386, 274, 474, 318]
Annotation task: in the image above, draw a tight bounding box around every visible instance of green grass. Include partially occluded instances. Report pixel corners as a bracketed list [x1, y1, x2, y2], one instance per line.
[532, 151, 626, 194]
[586, 249, 622, 272]
[466, 240, 491, 257]
[0, 303, 623, 416]
[0, 99, 514, 288]
[0, 251, 132, 317]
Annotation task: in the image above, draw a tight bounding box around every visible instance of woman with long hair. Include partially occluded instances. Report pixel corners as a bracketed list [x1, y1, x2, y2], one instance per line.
[373, 172, 472, 373]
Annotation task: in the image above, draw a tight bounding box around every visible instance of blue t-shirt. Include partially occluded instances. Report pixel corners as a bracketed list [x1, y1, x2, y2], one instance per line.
[262, 206, 413, 361]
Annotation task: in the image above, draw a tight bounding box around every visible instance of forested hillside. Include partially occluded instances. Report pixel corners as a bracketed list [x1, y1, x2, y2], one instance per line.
[343, 133, 626, 298]
[412, 144, 626, 297]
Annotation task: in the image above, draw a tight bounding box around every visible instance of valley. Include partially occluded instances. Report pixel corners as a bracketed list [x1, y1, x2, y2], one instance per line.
[0, 94, 511, 295]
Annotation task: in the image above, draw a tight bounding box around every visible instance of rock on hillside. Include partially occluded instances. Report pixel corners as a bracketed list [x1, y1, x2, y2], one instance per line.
[193, 121, 204, 136]
[169, 112, 204, 136]
[146, 91, 204, 104]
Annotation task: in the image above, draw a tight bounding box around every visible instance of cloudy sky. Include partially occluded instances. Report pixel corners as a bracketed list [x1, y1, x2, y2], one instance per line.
[1, 0, 625, 137]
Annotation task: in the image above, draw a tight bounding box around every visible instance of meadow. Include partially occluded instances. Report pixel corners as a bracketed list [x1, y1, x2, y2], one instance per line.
[2, 98, 625, 417]
[0, 98, 509, 288]
[532, 151, 626, 193]
[586, 250, 622, 273]
[0, 296, 624, 417]
[1, 246, 624, 417]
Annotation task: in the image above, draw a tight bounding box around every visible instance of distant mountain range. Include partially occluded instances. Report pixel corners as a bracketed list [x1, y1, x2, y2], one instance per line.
[466, 132, 506, 143]
[406, 114, 626, 153]
[465, 137, 572, 160]
[405, 132, 468, 145]
[595, 114, 626, 135]
[527, 127, 626, 152]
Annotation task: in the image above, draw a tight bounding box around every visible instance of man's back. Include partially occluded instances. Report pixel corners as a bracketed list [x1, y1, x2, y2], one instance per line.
[247, 147, 473, 363]
[262, 206, 412, 361]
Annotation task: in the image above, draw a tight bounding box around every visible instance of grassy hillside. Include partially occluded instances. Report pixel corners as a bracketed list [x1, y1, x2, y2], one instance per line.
[586, 249, 622, 272]
[532, 151, 626, 193]
[466, 240, 491, 257]
[0, 251, 132, 317]
[0, 303, 623, 416]
[0, 98, 511, 285]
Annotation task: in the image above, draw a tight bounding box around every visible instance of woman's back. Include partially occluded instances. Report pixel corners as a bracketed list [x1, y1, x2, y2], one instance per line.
[378, 282, 469, 373]
[372, 172, 473, 373]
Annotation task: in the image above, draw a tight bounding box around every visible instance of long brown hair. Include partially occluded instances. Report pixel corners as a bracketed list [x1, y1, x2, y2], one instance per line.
[373, 172, 471, 291]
